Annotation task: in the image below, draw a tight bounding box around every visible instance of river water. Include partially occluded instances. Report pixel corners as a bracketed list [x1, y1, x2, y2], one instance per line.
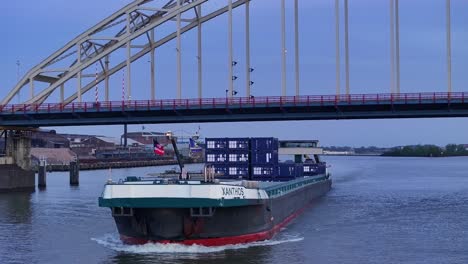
[1, 156, 468, 264]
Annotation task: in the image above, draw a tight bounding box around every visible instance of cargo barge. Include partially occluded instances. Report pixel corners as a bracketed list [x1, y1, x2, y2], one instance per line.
[99, 136, 332, 246]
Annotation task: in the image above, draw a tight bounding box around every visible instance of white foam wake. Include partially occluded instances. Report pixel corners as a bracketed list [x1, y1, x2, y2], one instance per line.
[91, 233, 303, 254]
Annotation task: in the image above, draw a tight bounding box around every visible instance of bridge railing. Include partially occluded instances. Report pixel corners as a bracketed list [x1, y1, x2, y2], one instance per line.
[0, 92, 465, 114]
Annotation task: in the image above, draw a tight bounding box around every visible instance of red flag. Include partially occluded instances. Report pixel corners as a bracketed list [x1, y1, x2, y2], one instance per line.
[153, 138, 165, 156]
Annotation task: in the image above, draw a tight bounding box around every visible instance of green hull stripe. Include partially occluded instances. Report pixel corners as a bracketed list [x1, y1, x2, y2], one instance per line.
[99, 197, 262, 208]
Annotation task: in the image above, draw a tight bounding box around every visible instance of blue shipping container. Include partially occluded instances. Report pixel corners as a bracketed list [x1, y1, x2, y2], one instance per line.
[226, 164, 249, 177]
[205, 151, 227, 163]
[252, 165, 278, 177]
[319, 164, 327, 174]
[207, 164, 228, 176]
[251, 151, 278, 164]
[303, 163, 326, 176]
[303, 163, 317, 176]
[295, 164, 304, 178]
[250, 138, 279, 151]
[278, 163, 296, 178]
[206, 164, 248, 179]
[205, 138, 227, 150]
[226, 152, 250, 163]
[227, 138, 250, 150]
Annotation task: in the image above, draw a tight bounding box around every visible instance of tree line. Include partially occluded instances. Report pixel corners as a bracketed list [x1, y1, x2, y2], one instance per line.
[382, 144, 468, 157]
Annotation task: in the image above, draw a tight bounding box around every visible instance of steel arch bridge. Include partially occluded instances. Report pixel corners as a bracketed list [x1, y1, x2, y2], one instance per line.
[1, 0, 464, 126]
[2, 0, 251, 107]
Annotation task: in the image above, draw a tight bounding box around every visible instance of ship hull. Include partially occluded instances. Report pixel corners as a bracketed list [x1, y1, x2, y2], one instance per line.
[111, 179, 332, 246]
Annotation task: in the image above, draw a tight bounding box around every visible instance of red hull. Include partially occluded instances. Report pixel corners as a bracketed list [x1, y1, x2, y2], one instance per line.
[120, 204, 309, 247]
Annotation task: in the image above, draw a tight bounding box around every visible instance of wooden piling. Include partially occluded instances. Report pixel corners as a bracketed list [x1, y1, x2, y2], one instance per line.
[69, 161, 79, 186]
[38, 160, 47, 189]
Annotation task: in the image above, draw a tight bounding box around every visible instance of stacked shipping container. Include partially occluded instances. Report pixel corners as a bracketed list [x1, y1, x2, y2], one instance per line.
[205, 138, 250, 179]
[205, 137, 326, 181]
[303, 163, 327, 176]
[277, 163, 304, 181]
[250, 138, 279, 181]
[225, 138, 250, 179]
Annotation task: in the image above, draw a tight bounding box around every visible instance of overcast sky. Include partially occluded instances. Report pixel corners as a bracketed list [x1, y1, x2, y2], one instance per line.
[1, 0, 467, 147]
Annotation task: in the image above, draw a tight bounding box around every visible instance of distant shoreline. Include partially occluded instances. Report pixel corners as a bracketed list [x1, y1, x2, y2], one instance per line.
[381, 144, 468, 158]
[323, 144, 468, 158]
[323, 154, 468, 158]
[381, 154, 468, 158]
[322, 154, 382, 157]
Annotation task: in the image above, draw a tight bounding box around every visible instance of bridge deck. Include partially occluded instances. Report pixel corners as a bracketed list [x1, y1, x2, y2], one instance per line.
[0, 92, 467, 127]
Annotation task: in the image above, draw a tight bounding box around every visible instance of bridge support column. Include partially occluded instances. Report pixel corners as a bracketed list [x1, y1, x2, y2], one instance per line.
[60, 84, 65, 103]
[69, 161, 79, 186]
[29, 78, 34, 99]
[126, 11, 132, 101]
[281, 0, 286, 96]
[127, 41, 132, 100]
[197, 5, 203, 98]
[245, 0, 251, 97]
[0, 131, 35, 193]
[228, 0, 234, 98]
[38, 159, 47, 189]
[390, 0, 395, 94]
[446, 0, 452, 94]
[105, 55, 110, 101]
[176, 0, 182, 99]
[344, 0, 350, 95]
[6, 131, 32, 171]
[77, 43, 82, 103]
[335, 0, 340, 96]
[294, 0, 300, 96]
[395, 0, 400, 94]
[150, 30, 156, 101]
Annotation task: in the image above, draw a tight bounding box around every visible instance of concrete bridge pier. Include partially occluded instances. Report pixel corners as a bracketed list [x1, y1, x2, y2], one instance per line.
[0, 130, 35, 193]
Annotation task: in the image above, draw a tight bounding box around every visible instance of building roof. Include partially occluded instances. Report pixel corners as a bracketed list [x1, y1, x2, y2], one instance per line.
[31, 148, 77, 165]
[95, 136, 122, 145]
[123, 131, 165, 137]
[31, 131, 69, 142]
[61, 133, 100, 139]
[86, 136, 144, 146]
[123, 131, 170, 145]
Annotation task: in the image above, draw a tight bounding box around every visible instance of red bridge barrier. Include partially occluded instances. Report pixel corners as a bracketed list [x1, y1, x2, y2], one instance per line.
[0, 92, 466, 114]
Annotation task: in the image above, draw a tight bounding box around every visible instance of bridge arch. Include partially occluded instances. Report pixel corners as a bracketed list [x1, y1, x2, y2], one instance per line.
[2, 0, 248, 106]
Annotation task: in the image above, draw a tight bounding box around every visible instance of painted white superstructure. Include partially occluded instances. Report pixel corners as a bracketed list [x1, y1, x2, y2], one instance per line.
[101, 182, 269, 200]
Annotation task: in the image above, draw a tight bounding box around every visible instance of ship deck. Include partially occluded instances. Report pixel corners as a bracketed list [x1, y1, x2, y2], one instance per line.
[113, 174, 327, 191]
[99, 175, 329, 208]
